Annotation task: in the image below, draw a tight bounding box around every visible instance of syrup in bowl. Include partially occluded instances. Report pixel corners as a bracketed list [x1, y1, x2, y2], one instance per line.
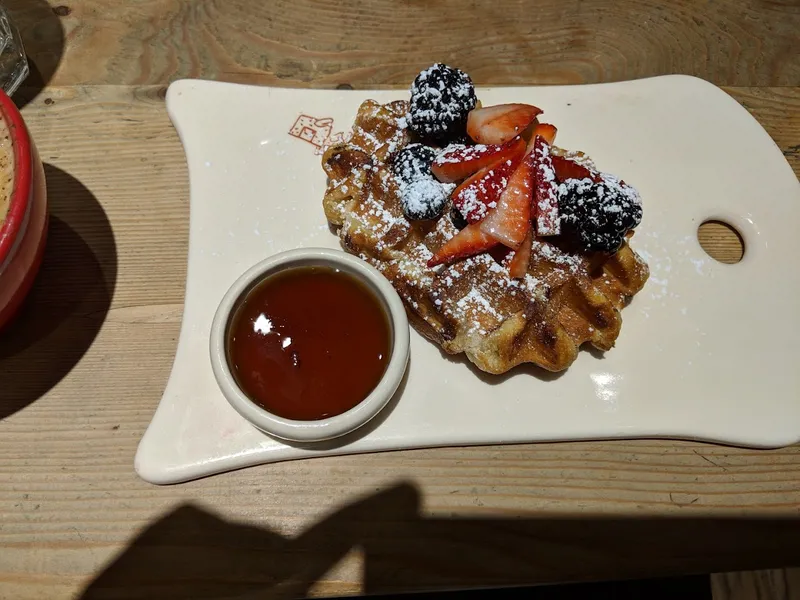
[225, 265, 392, 421]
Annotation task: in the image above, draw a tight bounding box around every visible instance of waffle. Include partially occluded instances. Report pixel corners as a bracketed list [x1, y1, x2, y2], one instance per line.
[321, 99, 649, 373]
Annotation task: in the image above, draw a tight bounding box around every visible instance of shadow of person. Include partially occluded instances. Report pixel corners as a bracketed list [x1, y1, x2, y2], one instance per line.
[0, 164, 117, 419]
[6, 0, 66, 108]
[79, 484, 421, 600]
[78, 481, 800, 600]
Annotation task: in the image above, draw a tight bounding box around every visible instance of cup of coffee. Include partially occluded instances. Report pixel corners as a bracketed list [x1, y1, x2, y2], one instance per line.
[0, 87, 47, 330]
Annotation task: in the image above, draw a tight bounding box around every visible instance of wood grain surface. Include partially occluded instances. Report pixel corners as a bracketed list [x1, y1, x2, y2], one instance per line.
[6, 0, 800, 89]
[0, 83, 797, 600]
[0, 0, 799, 597]
[713, 569, 800, 600]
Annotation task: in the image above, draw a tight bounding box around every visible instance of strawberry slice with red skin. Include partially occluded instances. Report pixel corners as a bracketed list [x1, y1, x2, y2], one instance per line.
[451, 148, 525, 224]
[432, 136, 525, 183]
[427, 223, 497, 268]
[479, 151, 536, 248]
[508, 230, 533, 278]
[467, 103, 543, 145]
[551, 154, 600, 183]
[532, 136, 561, 236]
[527, 122, 557, 148]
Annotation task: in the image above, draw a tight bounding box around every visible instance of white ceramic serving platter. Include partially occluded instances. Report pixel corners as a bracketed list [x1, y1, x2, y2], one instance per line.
[135, 75, 800, 485]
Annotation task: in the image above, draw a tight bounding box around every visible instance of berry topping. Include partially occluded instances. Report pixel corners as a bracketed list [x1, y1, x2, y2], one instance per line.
[507, 230, 533, 278]
[551, 155, 600, 183]
[479, 150, 535, 249]
[432, 136, 525, 183]
[466, 103, 542, 145]
[392, 143, 453, 221]
[409, 64, 477, 144]
[531, 122, 557, 146]
[531, 136, 560, 236]
[401, 178, 449, 221]
[391, 143, 439, 185]
[450, 206, 469, 230]
[451, 150, 525, 224]
[557, 176, 643, 253]
[428, 222, 497, 267]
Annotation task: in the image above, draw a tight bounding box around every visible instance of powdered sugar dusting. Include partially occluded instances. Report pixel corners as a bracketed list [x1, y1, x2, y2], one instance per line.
[452, 161, 516, 223]
[599, 172, 642, 206]
[457, 185, 489, 222]
[410, 64, 475, 134]
[457, 288, 501, 320]
[559, 149, 597, 171]
[531, 240, 583, 274]
[324, 90, 648, 365]
[400, 177, 452, 216]
[534, 139, 561, 236]
[435, 143, 492, 165]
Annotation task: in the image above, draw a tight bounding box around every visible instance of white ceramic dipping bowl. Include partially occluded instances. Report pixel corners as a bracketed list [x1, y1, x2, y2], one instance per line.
[210, 247, 410, 443]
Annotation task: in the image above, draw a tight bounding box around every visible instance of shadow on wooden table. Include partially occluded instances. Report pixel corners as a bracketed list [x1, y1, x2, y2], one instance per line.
[8, 0, 66, 109]
[79, 482, 800, 600]
[0, 164, 116, 419]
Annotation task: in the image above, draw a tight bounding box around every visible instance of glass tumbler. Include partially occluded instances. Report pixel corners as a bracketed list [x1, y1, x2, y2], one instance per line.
[0, 5, 27, 96]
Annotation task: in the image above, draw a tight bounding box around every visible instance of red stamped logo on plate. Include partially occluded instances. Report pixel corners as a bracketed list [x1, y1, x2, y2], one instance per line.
[289, 114, 350, 155]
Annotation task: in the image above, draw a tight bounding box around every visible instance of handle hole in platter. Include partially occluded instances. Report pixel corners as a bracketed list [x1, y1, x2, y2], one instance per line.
[697, 220, 744, 264]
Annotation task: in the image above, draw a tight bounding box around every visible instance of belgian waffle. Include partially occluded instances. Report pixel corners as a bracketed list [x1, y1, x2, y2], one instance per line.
[321, 99, 649, 373]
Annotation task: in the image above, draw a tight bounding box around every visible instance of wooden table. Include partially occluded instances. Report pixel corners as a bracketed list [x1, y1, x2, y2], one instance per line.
[1, 1, 799, 598]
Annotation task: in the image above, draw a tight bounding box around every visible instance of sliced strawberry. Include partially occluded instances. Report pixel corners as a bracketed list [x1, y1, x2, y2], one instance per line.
[466, 103, 543, 145]
[524, 123, 557, 154]
[508, 230, 533, 278]
[532, 136, 560, 236]
[427, 223, 497, 268]
[529, 122, 557, 146]
[551, 154, 600, 183]
[479, 152, 535, 248]
[451, 150, 524, 224]
[432, 136, 525, 183]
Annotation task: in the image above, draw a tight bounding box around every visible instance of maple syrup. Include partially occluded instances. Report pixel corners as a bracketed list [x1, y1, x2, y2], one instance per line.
[226, 265, 391, 421]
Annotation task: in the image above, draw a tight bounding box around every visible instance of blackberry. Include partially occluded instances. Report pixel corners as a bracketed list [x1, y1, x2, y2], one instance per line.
[392, 143, 450, 221]
[400, 178, 448, 221]
[450, 206, 468, 230]
[408, 63, 477, 145]
[391, 143, 438, 185]
[557, 177, 643, 253]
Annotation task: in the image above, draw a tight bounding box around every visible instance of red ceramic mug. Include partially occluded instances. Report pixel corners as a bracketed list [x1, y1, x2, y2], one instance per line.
[0, 89, 48, 330]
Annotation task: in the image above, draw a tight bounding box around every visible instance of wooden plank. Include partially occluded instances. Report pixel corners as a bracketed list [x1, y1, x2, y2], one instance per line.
[0, 85, 798, 598]
[6, 0, 800, 89]
[712, 569, 800, 600]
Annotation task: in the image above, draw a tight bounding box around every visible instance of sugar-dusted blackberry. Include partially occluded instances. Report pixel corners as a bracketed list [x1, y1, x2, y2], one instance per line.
[391, 143, 438, 185]
[557, 175, 643, 253]
[400, 178, 448, 221]
[447, 133, 473, 147]
[409, 63, 477, 145]
[450, 206, 468, 230]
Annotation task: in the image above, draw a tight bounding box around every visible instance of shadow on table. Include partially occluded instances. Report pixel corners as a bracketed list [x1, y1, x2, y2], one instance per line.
[8, 0, 66, 108]
[79, 482, 800, 600]
[0, 164, 117, 419]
